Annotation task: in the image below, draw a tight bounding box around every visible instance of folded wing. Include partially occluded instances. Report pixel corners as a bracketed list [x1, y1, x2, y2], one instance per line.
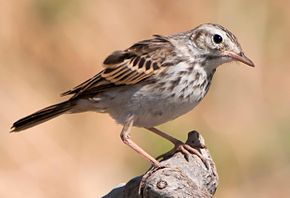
[61, 35, 175, 98]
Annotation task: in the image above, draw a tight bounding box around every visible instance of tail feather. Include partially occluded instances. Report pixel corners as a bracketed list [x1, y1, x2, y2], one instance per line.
[11, 101, 74, 132]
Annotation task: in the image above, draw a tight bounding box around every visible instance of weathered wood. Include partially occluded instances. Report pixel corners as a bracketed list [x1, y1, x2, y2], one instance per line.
[103, 130, 219, 198]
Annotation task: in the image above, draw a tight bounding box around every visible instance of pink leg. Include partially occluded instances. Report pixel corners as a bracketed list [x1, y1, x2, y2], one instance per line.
[145, 127, 207, 166]
[120, 116, 160, 167]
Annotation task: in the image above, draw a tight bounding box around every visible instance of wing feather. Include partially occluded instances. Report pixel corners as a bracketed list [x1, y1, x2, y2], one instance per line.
[61, 34, 175, 98]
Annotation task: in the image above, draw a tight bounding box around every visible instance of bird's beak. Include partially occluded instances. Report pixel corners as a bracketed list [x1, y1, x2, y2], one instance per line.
[223, 51, 255, 67]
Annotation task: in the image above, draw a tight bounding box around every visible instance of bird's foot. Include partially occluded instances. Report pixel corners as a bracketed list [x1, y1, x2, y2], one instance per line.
[157, 140, 209, 169]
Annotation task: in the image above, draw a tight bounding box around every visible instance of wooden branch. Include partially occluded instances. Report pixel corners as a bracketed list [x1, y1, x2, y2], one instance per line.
[103, 130, 219, 198]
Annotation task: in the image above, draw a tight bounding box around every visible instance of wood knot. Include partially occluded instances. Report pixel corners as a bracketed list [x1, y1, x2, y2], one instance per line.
[156, 180, 167, 189]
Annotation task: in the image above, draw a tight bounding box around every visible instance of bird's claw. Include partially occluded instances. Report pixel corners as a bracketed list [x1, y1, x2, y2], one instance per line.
[157, 142, 210, 169]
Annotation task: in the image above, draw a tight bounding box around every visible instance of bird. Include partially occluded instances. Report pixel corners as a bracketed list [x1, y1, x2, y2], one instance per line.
[11, 23, 254, 167]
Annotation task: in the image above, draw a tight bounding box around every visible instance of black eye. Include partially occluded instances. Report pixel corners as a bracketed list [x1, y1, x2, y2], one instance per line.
[213, 34, 223, 44]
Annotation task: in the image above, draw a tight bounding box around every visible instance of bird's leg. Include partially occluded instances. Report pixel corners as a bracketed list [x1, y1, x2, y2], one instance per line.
[120, 115, 160, 167]
[145, 127, 207, 165]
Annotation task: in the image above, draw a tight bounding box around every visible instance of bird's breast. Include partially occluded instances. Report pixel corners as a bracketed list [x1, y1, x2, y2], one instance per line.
[89, 62, 215, 127]
[128, 63, 213, 127]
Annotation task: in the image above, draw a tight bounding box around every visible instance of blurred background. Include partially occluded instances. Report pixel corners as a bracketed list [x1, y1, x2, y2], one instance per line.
[1, 0, 290, 197]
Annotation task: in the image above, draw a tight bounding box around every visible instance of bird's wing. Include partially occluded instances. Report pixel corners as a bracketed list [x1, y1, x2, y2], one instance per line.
[61, 35, 175, 98]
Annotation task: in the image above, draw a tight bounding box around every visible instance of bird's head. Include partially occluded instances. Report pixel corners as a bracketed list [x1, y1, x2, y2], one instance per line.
[190, 23, 254, 68]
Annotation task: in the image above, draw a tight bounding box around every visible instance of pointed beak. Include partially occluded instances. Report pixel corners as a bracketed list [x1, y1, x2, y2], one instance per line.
[223, 51, 255, 67]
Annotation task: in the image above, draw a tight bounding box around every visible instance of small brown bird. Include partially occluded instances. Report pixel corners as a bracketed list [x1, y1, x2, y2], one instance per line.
[11, 23, 254, 167]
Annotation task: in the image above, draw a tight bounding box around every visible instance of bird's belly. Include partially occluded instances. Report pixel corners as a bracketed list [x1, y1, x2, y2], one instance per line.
[86, 64, 213, 127]
[96, 85, 204, 128]
[131, 97, 198, 127]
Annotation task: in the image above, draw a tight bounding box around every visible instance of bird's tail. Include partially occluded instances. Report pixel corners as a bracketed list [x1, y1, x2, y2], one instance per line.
[11, 100, 74, 132]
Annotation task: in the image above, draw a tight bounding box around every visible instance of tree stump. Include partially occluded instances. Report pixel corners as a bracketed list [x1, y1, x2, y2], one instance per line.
[103, 130, 219, 198]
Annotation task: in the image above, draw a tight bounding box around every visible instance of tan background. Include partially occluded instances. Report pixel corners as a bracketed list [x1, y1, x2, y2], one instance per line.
[1, 0, 290, 197]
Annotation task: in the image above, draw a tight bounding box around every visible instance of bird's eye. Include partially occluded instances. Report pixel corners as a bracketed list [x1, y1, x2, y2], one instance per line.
[213, 34, 223, 44]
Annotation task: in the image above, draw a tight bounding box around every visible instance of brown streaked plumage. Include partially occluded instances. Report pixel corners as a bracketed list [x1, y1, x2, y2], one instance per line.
[61, 35, 175, 98]
[11, 23, 254, 168]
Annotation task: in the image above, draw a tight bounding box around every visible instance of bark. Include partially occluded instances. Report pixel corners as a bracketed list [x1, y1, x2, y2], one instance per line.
[103, 130, 219, 198]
